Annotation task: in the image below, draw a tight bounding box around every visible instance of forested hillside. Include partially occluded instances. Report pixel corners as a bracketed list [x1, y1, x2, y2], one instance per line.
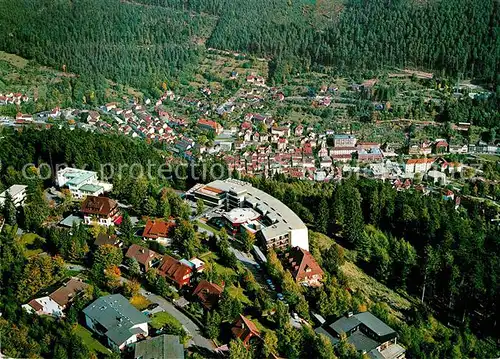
[0, 0, 216, 90]
[0, 0, 497, 92]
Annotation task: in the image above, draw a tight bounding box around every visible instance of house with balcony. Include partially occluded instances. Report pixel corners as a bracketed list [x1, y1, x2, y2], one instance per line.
[81, 196, 121, 227]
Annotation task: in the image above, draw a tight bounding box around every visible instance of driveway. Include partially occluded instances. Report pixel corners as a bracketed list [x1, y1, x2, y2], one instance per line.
[119, 277, 215, 351]
[141, 289, 215, 351]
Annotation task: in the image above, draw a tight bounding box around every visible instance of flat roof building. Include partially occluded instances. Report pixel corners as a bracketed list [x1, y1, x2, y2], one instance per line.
[190, 179, 308, 251]
[0, 184, 27, 207]
[57, 167, 112, 199]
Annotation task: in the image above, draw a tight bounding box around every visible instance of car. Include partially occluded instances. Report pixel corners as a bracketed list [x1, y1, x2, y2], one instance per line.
[255, 264, 261, 270]
[146, 303, 159, 310]
[277, 293, 284, 299]
[145, 292, 151, 296]
[266, 279, 272, 284]
[292, 312, 299, 320]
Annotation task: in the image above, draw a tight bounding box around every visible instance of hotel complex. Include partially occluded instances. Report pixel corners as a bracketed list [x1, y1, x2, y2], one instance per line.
[56, 167, 113, 198]
[188, 178, 309, 251]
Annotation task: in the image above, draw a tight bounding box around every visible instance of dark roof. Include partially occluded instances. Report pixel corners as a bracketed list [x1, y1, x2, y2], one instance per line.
[354, 312, 396, 338]
[94, 233, 119, 246]
[49, 278, 88, 307]
[125, 244, 162, 270]
[83, 294, 150, 346]
[134, 334, 184, 359]
[347, 331, 379, 353]
[192, 280, 223, 309]
[81, 196, 117, 216]
[315, 327, 339, 345]
[329, 315, 361, 335]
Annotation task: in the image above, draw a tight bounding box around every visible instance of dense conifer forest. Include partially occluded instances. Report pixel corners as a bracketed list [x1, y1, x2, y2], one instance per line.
[0, 0, 498, 91]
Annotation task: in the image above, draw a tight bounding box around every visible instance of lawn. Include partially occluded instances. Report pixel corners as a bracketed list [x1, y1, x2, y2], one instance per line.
[212, 262, 237, 280]
[18, 233, 45, 257]
[73, 325, 110, 355]
[150, 312, 182, 331]
[196, 220, 221, 235]
[130, 295, 152, 311]
[340, 261, 411, 320]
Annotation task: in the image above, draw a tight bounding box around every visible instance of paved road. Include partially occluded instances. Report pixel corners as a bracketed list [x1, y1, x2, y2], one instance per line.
[121, 277, 215, 351]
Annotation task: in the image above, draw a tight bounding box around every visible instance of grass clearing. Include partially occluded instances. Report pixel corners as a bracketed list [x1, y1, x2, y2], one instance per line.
[73, 324, 110, 354]
[18, 233, 45, 257]
[150, 312, 182, 330]
[340, 261, 412, 320]
[196, 220, 221, 235]
[130, 295, 151, 311]
[0, 51, 28, 68]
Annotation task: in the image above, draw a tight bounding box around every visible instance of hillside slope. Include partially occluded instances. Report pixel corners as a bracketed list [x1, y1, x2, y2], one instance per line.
[0, 0, 497, 91]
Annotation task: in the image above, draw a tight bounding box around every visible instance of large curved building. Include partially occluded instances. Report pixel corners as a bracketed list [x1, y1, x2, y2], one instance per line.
[189, 178, 309, 251]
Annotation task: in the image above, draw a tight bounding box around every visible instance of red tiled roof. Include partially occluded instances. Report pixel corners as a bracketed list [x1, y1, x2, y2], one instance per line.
[28, 299, 43, 312]
[231, 315, 260, 344]
[284, 247, 324, 283]
[143, 219, 173, 239]
[406, 158, 434, 165]
[192, 280, 224, 309]
[157, 255, 192, 286]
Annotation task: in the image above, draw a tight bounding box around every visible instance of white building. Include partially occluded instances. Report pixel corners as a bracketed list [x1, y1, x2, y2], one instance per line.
[0, 184, 28, 207]
[83, 294, 150, 351]
[190, 179, 309, 251]
[56, 167, 112, 198]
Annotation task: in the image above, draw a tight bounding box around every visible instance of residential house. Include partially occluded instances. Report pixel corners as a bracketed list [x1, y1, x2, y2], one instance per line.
[94, 233, 122, 248]
[81, 196, 121, 227]
[134, 334, 184, 359]
[125, 244, 162, 272]
[142, 219, 174, 245]
[22, 278, 88, 318]
[283, 247, 324, 287]
[433, 139, 449, 153]
[231, 315, 261, 347]
[157, 255, 193, 287]
[449, 144, 468, 154]
[0, 184, 27, 207]
[316, 312, 405, 359]
[83, 294, 150, 351]
[277, 137, 288, 151]
[16, 112, 33, 121]
[192, 280, 224, 310]
[271, 126, 291, 138]
[295, 125, 304, 137]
